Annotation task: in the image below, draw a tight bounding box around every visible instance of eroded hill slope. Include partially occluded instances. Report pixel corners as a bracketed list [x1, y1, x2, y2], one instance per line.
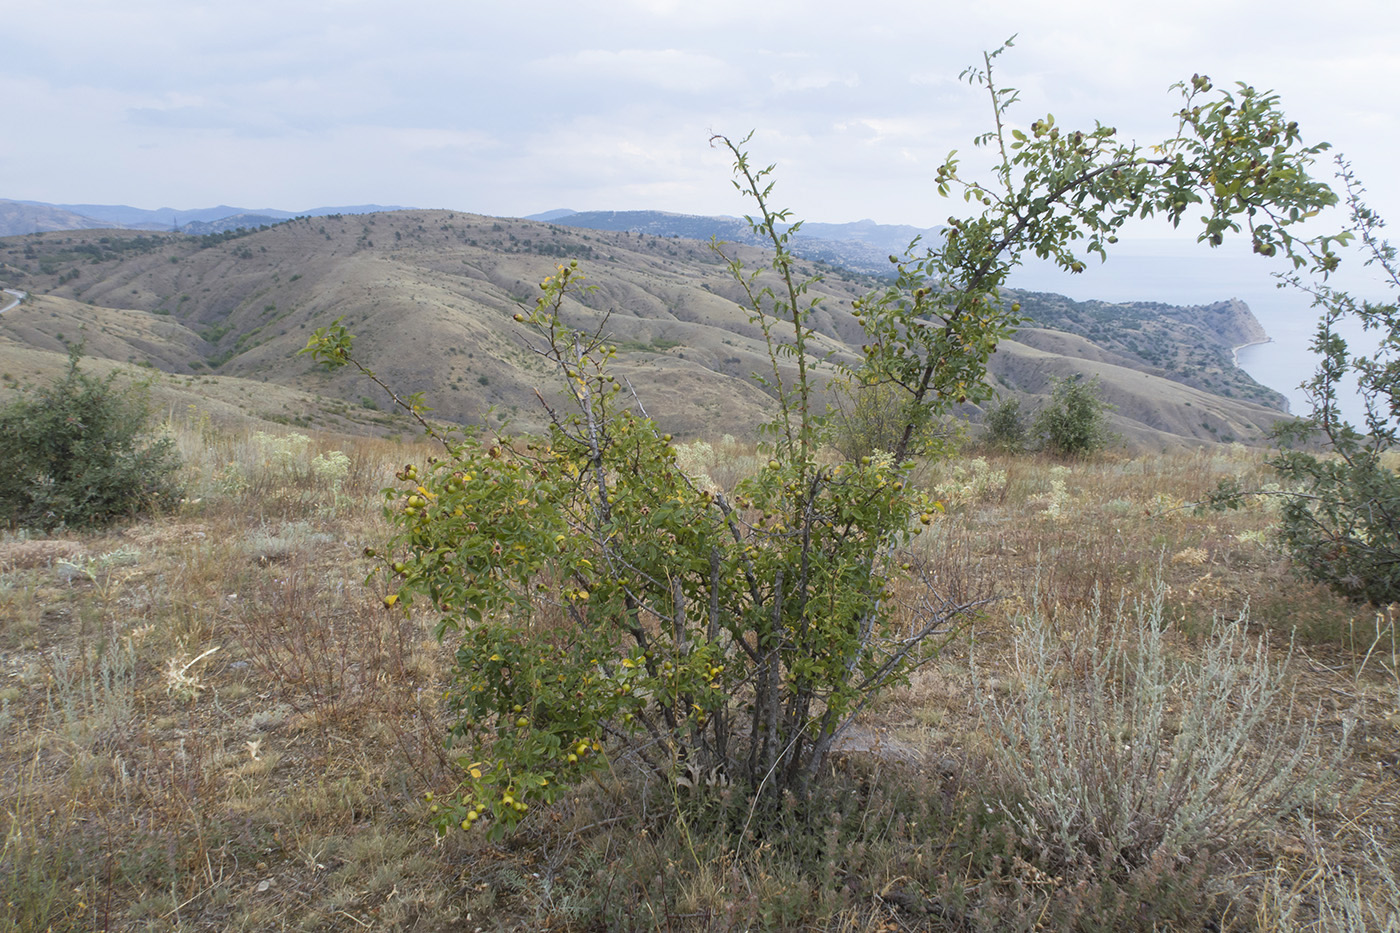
[0, 212, 1292, 445]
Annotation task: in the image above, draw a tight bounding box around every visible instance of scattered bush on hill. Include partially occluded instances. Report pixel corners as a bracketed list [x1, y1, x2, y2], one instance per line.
[0, 346, 182, 530]
[827, 378, 958, 461]
[1032, 374, 1116, 456]
[983, 395, 1027, 451]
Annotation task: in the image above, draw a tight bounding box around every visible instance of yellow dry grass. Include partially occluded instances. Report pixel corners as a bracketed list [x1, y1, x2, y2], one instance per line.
[1, 420, 1395, 931]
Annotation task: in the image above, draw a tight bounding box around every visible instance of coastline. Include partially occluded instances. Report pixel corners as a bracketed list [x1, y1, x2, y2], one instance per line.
[1233, 336, 1295, 414]
[1232, 336, 1272, 367]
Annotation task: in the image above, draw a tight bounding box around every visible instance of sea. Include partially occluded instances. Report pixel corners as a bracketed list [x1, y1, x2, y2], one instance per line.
[1007, 236, 1388, 429]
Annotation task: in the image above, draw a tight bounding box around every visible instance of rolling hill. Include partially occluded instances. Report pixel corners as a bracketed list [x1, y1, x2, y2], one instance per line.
[0, 210, 1295, 447]
[0, 199, 407, 237]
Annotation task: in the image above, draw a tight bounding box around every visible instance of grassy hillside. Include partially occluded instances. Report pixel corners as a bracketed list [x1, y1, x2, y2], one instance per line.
[0, 212, 1294, 445]
[0, 419, 1394, 932]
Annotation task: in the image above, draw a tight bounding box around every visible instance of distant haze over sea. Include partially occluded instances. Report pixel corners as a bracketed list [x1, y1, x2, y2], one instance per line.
[1009, 236, 1385, 428]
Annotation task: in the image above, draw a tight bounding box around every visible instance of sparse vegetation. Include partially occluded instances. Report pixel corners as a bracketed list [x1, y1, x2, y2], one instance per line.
[1, 46, 1396, 933]
[1, 421, 1393, 932]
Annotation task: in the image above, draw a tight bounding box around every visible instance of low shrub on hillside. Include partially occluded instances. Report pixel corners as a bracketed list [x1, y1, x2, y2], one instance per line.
[828, 379, 958, 461]
[983, 396, 1028, 452]
[974, 581, 1347, 881]
[0, 348, 181, 530]
[1033, 374, 1116, 457]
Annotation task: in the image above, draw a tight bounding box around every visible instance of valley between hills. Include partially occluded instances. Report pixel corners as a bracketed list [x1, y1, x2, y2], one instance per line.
[0, 209, 1294, 447]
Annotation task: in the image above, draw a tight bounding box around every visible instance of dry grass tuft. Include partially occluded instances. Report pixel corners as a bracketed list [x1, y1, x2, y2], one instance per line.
[0, 539, 86, 572]
[974, 581, 1344, 878]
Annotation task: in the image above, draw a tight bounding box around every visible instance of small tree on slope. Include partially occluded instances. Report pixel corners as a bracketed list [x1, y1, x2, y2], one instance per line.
[1265, 161, 1400, 606]
[303, 46, 1346, 836]
[1033, 374, 1115, 456]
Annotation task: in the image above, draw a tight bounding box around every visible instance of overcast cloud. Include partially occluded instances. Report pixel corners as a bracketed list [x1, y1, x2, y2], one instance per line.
[4, 0, 1398, 232]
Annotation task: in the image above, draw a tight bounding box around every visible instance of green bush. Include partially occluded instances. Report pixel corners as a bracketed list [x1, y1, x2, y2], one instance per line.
[1271, 442, 1400, 606]
[311, 252, 969, 839]
[827, 378, 957, 461]
[1268, 164, 1400, 607]
[302, 47, 1346, 841]
[983, 395, 1027, 451]
[1201, 162, 1400, 608]
[0, 348, 181, 530]
[1032, 374, 1115, 456]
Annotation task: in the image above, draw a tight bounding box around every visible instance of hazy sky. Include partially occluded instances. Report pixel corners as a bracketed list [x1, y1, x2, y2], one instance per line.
[5, 1, 1399, 233]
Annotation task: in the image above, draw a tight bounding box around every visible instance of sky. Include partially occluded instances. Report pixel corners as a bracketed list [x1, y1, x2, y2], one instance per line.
[5, 0, 1399, 233]
[5, 1, 1397, 418]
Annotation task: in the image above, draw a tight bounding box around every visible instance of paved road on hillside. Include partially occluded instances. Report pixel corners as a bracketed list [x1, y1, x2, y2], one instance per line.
[0, 289, 26, 314]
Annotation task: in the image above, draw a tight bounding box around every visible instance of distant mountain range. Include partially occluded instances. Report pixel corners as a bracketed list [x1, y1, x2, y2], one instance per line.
[0, 200, 952, 275]
[0, 200, 408, 237]
[1, 201, 946, 276]
[525, 209, 940, 275]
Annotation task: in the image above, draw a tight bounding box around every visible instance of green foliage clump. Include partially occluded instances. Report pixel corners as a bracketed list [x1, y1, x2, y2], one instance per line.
[1272, 446, 1400, 606]
[0, 348, 181, 530]
[1032, 374, 1115, 456]
[827, 378, 957, 461]
[1267, 164, 1400, 606]
[983, 395, 1027, 451]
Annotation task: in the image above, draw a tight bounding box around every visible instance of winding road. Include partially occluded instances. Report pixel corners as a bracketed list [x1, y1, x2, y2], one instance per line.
[0, 288, 26, 314]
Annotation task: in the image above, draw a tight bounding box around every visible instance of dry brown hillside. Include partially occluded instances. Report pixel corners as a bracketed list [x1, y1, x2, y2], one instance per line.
[0, 213, 1293, 445]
